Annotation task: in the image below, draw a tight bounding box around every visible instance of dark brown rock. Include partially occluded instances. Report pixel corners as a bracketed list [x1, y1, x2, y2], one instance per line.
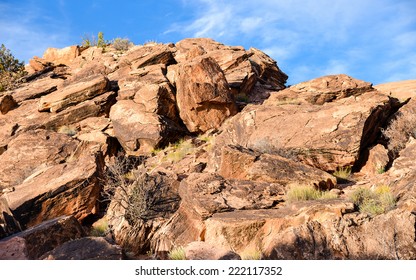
[41, 237, 123, 260]
[0, 94, 17, 114]
[0, 216, 85, 260]
[176, 56, 237, 133]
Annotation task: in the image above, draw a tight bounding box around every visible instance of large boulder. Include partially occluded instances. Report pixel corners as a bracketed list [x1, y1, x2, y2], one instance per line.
[213, 76, 402, 171]
[0, 94, 18, 114]
[120, 43, 176, 70]
[176, 56, 237, 133]
[110, 100, 184, 155]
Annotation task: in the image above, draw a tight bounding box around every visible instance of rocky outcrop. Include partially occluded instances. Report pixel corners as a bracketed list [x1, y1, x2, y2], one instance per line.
[375, 79, 416, 100]
[2, 39, 416, 260]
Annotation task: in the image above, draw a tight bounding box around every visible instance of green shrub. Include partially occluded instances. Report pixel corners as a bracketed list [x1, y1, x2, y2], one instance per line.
[349, 185, 396, 216]
[285, 184, 338, 203]
[81, 32, 109, 49]
[0, 44, 26, 91]
[168, 246, 186, 260]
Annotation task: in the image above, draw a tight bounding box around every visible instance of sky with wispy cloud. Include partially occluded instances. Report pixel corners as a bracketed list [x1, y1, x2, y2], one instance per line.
[1, 0, 415, 85]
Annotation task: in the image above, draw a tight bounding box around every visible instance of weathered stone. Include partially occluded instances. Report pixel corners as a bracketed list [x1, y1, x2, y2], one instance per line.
[0, 129, 78, 189]
[214, 89, 401, 171]
[184, 241, 241, 260]
[41, 237, 123, 260]
[10, 75, 62, 103]
[0, 216, 85, 260]
[110, 100, 184, 155]
[5, 142, 104, 227]
[175, 38, 288, 103]
[38, 74, 110, 112]
[0, 94, 17, 114]
[248, 47, 288, 90]
[262, 208, 416, 260]
[43, 45, 80, 66]
[176, 56, 237, 133]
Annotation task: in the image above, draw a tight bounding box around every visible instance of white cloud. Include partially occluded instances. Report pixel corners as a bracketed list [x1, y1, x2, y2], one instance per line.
[170, 0, 416, 85]
[0, 2, 71, 63]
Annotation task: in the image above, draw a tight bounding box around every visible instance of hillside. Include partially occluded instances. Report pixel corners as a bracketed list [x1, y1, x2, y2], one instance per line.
[1, 38, 416, 260]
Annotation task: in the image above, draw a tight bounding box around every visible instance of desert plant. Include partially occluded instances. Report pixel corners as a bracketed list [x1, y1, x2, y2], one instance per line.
[104, 154, 180, 224]
[166, 139, 195, 163]
[240, 249, 263, 260]
[112, 37, 133, 51]
[0, 44, 26, 91]
[285, 184, 338, 203]
[168, 246, 186, 260]
[97, 31, 107, 48]
[349, 185, 396, 216]
[57, 124, 78, 136]
[81, 32, 109, 49]
[333, 166, 352, 181]
[90, 217, 109, 237]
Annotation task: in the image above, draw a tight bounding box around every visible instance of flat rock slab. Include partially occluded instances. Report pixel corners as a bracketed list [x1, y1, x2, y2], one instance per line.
[38, 74, 109, 112]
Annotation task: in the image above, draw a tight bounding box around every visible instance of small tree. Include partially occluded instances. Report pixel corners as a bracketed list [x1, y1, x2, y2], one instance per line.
[0, 44, 26, 91]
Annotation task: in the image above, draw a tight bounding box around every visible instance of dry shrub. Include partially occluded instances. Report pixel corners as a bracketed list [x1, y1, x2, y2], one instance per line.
[104, 154, 180, 224]
[382, 110, 416, 155]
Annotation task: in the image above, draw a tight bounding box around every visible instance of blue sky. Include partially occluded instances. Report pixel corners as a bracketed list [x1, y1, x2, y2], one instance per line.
[1, 0, 415, 85]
